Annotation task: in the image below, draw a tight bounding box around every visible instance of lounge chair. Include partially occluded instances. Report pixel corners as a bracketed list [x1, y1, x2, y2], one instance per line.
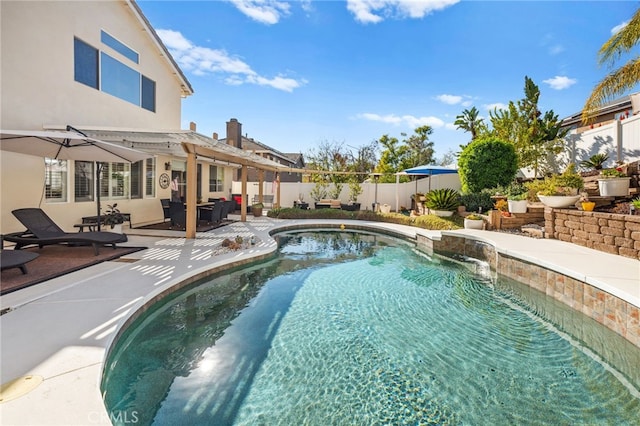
[4, 208, 127, 256]
[0, 250, 39, 274]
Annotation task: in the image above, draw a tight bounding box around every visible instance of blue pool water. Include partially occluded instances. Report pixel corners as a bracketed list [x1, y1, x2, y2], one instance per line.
[102, 231, 640, 425]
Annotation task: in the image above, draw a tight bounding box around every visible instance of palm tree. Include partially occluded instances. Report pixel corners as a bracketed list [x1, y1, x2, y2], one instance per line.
[454, 107, 485, 140]
[582, 8, 640, 123]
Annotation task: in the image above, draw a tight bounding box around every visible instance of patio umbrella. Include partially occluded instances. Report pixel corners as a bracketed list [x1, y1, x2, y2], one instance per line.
[400, 165, 458, 211]
[0, 128, 150, 230]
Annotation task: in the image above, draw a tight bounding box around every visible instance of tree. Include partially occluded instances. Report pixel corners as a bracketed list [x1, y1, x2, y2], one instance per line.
[374, 126, 435, 182]
[582, 7, 640, 123]
[489, 76, 568, 176]
[458, 137, 518, 193]
[454, 107, 487, 141]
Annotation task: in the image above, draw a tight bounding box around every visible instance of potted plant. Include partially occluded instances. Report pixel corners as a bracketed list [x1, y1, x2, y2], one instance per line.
[534, 164, 583, 208]
[342, 180, 362, 211]
[494, 199, 511, 217]
[103, 203, 125, 232]
[505, 181, 528, 213]
[597, 167, 630, 197]
[424, 188, 460, 217]
[251, 202, 264, 217]
[464, 213, 484, 230]
[580, 194, 595, 212]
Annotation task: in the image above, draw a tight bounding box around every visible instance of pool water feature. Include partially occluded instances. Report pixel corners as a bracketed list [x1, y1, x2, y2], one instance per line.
[102, 231, 640, 425]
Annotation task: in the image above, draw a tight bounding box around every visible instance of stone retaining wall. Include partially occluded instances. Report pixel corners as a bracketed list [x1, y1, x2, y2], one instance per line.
[544, 207, 640, 260]
[417, 233, 639, 349]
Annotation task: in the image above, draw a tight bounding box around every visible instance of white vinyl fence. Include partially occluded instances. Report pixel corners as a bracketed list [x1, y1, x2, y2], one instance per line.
[564, 114, 640, 168]
[232, 174, 461, 212]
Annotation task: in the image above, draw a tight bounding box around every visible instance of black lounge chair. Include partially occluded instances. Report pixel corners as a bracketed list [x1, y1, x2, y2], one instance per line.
[0, 250, 39, 274]
[4, 208, 127, 256]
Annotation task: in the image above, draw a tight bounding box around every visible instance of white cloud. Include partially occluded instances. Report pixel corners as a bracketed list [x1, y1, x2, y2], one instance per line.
[549, 44, 564, 55]
[484, 103, 508, 112]
[436, 94, 474, 106]
[611, 20, 628, 35]
[436, 94, 462, 105]
[157, 29, 305, 92]
[228, 0, 291, 25]
[543, 75, 577, 90]
[347, 0, 460, 24]
[356, 113, 445, 128]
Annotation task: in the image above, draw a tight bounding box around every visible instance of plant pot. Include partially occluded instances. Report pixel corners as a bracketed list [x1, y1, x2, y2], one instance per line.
[464, 218, 483, 230]
[537, 194, 581, 208]
[507, 199, 528, 214]
[108, 224, 123, 233]
[432, 210, 454, 217]
[380, 204, 391, 214]
[581, 201, 595, 211]
[252, 207, 263, 217]
[597, 178, 630, 197]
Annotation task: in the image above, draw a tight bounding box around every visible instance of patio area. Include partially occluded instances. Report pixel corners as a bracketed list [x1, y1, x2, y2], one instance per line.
[0, 214, 638, 425]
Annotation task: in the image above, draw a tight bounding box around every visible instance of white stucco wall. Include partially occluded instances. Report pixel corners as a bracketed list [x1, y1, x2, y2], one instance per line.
[0, 1, 197, 234]
[1, 1, 183, 130]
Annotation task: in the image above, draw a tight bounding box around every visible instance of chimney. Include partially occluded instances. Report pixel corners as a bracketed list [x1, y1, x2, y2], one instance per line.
[213, 132, 218, 140]
[189, 122, 196, 131]
[226, 118, 242, 150]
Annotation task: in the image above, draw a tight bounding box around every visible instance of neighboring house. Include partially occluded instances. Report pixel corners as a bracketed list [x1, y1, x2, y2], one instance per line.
[560, 92, 640, 168]
[218, 118, 305, 183]
[0, 0, 250, 233]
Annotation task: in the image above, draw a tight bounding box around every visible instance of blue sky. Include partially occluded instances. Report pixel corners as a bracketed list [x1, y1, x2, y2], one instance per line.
[138, 0, 639, 160]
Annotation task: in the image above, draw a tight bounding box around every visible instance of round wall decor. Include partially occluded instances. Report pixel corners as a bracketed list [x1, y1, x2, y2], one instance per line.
[159, 173, 170, 189]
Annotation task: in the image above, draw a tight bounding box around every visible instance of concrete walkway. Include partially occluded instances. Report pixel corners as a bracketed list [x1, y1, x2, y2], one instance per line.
[0, 216, 638, 425]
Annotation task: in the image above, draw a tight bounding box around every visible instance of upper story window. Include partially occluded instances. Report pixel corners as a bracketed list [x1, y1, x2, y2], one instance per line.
[74, 35, 155, 112]
[101, 30, 139, 64]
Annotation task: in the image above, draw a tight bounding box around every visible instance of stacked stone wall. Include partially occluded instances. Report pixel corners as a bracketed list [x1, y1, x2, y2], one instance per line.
[545, 207, 640, 260]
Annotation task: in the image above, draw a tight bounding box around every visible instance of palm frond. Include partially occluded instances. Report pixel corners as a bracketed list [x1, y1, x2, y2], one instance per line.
[599, 8, 640, 66]
[581, 57, 640, 124]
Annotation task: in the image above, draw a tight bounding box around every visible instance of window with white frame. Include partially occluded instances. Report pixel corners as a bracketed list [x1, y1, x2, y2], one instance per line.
[209, 165, 224, 192]
[99, 162, 130, 199]
[73, 32, 156, 112]
[130, 158, 155, 199]
[45, 159, 67, 202]
[74, 161, 94, 202]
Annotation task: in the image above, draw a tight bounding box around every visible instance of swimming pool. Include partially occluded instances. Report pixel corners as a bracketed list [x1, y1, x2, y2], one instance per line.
[102, 231, 640, 425]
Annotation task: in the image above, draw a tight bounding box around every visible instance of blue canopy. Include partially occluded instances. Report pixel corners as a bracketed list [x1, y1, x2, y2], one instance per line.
[403, 165, 458, 175]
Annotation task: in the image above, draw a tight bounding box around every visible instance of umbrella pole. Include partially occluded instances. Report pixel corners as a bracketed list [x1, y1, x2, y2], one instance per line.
[96, 162, 102, 231]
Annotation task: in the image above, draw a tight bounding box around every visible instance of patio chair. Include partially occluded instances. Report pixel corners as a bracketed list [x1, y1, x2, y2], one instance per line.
[160, 198, 171, 223]
[221, 200, 234, 219]
[169, 201, 186, 228]
[4, 208, 127, 256]
[200, 202, 224, 224]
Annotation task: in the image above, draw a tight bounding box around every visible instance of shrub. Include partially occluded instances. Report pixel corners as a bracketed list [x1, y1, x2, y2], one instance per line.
[580, 153, 609, 171]
[554, 163, 583, 190]
[425, 188, 460, 211]
[459, 192, 494, 213]
[458, 137, 518, 193]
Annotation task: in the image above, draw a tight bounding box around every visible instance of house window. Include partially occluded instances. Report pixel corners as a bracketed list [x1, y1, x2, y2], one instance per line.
[209, 165, 223, 192]
[141, 75, 156, 112]
[74, 38, 98, 89]
[145, 158, 155, 196]
[101, 52, 140, 106]
[73, 35, 155, 112]
[101, 30, 139, 64]
[130, 158, 155, 199]
[74, 161, 94, 201]
[99, 162, 130, 199]
[45, 159, 67, 202]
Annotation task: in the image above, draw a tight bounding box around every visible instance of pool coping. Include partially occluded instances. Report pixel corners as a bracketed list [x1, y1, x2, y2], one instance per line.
[0, 218, 638, 425]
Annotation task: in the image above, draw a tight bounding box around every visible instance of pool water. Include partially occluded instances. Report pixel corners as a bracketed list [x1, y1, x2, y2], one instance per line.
[102, 231, 640, 425]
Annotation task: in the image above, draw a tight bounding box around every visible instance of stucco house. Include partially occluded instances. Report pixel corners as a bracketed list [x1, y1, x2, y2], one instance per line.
[0, 0, 273, 235]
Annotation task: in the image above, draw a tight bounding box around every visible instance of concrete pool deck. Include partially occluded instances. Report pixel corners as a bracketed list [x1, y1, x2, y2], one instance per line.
[0, 215, 638, 425]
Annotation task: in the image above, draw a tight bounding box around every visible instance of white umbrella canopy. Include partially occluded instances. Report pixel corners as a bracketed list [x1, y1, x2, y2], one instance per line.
[0, 129, 150, 163]
[0, 129, 151, 230]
